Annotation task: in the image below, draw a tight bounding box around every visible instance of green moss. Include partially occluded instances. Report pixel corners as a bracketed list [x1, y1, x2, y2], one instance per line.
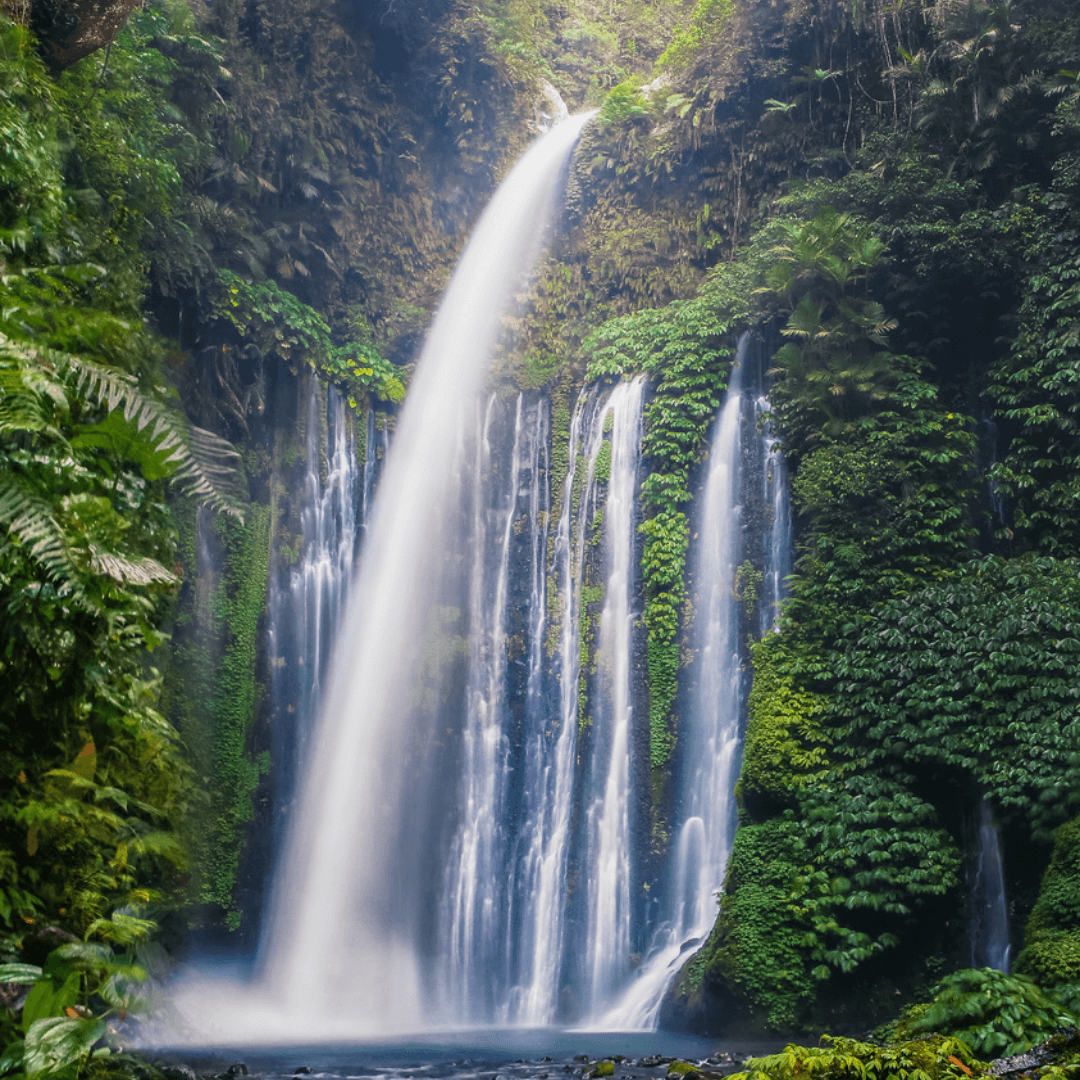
[640, 506, 690, 770]
[733, 559, 762, 619]
[198, 504, 272, 923]
[666, 1063, 699, 1077]
[546, 372, 576, 659]
[740, 634, 831, 812]
[169, 496, 273, 930]
[595, 438, 613, 484]
[646, 635, 679, 770]
[700, 816, 815, 1030]
[1017, 815, 1080, 987]
[578, 583, 604, 732]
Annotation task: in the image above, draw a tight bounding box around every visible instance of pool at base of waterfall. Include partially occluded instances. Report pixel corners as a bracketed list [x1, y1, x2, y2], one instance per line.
[149, 1034, 785, 1080]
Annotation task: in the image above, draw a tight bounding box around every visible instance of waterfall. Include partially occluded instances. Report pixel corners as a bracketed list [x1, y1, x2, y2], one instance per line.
[509, 385, 613, 1025]
[754, 392, 791, 636]
[360, 408, 390, 536]
[969, 798, 1011, 971]
[597, 336, 792, 1030]
[434, 378, 645, 1026]
[190, 113, 598, 1040]
[437, 394, 549, 1022]
[265, 383, 359, 853]
[581, 378, 646, 1015]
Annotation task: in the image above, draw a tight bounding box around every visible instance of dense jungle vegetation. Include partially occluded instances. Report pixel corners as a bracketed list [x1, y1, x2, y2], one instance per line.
[3, 0, 1080, 1075]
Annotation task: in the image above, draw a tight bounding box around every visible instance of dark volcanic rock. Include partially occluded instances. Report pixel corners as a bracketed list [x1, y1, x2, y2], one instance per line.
[990, 1029, 1080, 1077]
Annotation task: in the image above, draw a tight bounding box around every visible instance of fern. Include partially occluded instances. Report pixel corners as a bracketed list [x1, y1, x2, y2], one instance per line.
[63, 355, 245, 516]
[0, 474, 88, 608]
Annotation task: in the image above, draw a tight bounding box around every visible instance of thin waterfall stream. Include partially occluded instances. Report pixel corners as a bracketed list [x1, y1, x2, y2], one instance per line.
[969, 799, 1011, 972]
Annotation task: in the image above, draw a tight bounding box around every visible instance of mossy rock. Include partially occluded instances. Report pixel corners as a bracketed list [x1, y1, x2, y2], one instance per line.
[667, 1063, 700, 1077]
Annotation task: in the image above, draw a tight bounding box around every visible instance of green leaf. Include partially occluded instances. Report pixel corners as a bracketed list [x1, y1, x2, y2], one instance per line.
[0, 964, 43, 984]
[21, 971, 80, 1033]
[23, 1017, 106, 1077]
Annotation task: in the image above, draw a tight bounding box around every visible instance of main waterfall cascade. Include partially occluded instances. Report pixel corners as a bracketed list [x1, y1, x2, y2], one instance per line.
[177, 120, 794, 1041]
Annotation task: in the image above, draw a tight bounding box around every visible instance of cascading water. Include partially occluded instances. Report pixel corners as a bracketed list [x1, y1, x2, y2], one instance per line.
[754, 392, 792, 637]
[175, 114, 598, 1041]
[580, 378, 646, 1015]
[598, 337, 792, 1030]
[969, 799, 1011, 971]
[509, 384, 616, 1026]
[437, 393, 550, 1022]
[435, 378, 645, 1025]
[264, 383, 360, 856]
[360, 408, 390, 538]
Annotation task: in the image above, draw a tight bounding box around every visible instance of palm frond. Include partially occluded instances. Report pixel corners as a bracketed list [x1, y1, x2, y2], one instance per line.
[88, 550, 178, 587]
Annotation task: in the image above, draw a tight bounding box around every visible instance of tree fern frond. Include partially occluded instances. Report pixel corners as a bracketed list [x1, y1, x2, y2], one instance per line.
[88, 550, 178, 586]
[0, 475, 89, 609]
[62, 356, 246, 516]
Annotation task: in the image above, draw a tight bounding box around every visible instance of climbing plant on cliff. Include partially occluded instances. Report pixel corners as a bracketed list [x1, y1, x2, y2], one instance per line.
[831, 556, 1080, 840]
[209, 271, 405, 408]
[1016, 814, 1080, 997]
[586, 279, 743, 772]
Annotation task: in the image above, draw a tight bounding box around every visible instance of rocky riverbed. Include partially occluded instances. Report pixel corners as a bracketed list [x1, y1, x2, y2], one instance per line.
[150, 1034, 779, 1080]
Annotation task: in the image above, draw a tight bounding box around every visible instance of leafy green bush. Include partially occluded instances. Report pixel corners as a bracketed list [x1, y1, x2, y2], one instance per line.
[701, 816, 815, 1030]
[791, 775, 959, 980]
[1017, 816, 1080, 988]
[598, 82, 649, 126]
[741, 634, 831, 814]
[732, 1034, 982, 1080]
[212, 271, 404, 405]
[905, 968, 1078, 1058]
[831, 557, 1080, 840]
[0, 910, 159, 1079]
